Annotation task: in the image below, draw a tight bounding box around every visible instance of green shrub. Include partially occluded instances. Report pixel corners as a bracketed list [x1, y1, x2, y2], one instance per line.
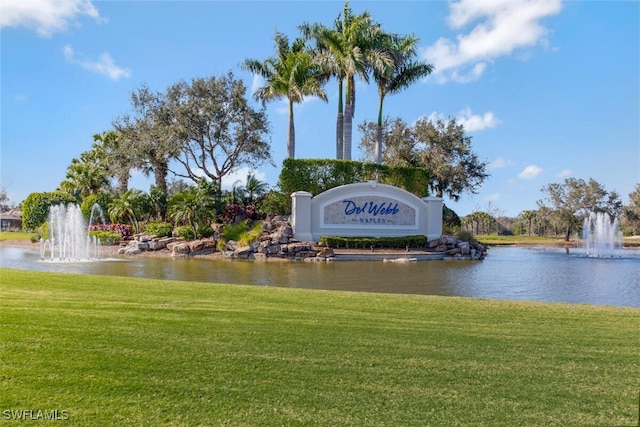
[319, 235, 427, 249]
[175, 225, 195, 241]
[81, 193, 112, 224]
[88, 231, 121, 246]
[197, 224, 215, 239]
[455, 229, 473, 242]
[279, 158, 431, 197]
[217, 221, 263, 251]
[258, 190, 291, 216]
[22, 191, 76, 230]
[145, 222, 174, 238]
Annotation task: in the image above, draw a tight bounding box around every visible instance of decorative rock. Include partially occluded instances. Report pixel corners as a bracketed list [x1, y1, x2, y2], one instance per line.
[133, 241, 149, 251]
[233, 246, 252, 258]
[446, 247, 461, 255]
[458, 241, 470, 255]
[188, 240, 205, 252]
[280, 225, 294, 238]
[317, 247, 335, 258]
[266, 244, 280, 255]
[171, 243, 191, 256]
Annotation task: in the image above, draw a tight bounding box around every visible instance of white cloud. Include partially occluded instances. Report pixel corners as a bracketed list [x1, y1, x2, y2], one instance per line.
[221, 167, 267, 190]
[63, 45, 131, 81]
[488, 157, 509, 169]
[457, 107, 499, 131]
[423, 0, 562, 83]
[557, 169, 572, 178]
[518, 165, 543, 180]
[485, 193, 502, 202]
[0, 0, 101, 37]
[423, 107, 499, 132]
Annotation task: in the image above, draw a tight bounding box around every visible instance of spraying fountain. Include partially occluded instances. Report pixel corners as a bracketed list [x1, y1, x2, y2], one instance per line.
[40, 203, 104, 261]
[582, 211, 623, 258]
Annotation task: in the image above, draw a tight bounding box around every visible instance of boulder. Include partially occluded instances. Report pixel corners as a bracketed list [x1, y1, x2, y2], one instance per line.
[233, 246, 253, 258]
[188, 240, 205, 252]
[458, 241, 470, 255]
[317, 247, 335, 258]
[132, 241, 149, 251]
[171, 243, 191, 257]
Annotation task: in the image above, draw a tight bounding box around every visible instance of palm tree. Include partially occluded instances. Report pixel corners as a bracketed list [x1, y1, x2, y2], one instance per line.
[244, 172, 269, 204]
[372, 34, 434, 164]
[243, 32, 328, 159]
[168, 190, 199, 239]
[93, 131, 134, 194]
[302, 2, 391, 161]
[300, 22, 347, 159]
[108, 189, 146, 233]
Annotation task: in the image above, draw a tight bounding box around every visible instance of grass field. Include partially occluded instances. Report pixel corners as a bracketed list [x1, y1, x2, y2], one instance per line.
[1, 268, 639, 426]
[0, 231, 37, 241]
[476, 234, 640, 247]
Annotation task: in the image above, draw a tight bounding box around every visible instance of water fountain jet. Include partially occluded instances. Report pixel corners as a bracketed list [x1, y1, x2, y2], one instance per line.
[40, 203, 102, 261]
[582, 211, 622, 258]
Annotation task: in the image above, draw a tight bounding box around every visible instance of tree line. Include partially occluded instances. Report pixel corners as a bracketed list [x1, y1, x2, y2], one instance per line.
[460, 180, 640, 239]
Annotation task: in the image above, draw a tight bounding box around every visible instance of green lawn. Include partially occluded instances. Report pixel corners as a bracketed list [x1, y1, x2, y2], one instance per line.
[0, 231, 37, 241]
[1, 268, 638, 426]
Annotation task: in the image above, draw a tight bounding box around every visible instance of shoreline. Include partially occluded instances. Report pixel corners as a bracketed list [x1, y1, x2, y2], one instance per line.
[2, 238, 637, 262]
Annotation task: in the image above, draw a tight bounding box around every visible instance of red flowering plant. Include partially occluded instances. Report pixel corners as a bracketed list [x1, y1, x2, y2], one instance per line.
[88, 223, 132, 239]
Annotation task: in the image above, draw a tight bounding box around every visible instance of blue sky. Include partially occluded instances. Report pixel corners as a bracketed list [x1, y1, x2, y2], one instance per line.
[1, 0, 638, 217]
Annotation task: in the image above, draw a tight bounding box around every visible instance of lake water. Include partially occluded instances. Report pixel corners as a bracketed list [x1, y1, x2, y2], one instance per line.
[1, 246, 639, 308]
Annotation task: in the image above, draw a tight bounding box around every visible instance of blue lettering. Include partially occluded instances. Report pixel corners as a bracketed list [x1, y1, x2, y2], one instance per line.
[344, 200, 399, 217]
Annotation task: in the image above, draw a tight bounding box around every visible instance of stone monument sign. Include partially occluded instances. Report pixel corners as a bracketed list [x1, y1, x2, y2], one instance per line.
[290, 181, 443, 242]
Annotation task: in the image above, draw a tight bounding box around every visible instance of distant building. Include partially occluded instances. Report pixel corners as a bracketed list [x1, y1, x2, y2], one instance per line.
[0, 209, 22, 230]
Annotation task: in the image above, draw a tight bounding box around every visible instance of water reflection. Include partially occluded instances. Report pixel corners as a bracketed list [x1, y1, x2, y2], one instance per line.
[1, 246, 639, 308]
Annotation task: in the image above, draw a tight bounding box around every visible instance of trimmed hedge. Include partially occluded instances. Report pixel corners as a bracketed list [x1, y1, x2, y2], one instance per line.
[319, 235, 427, 249]
[21, 191, 76, 230]
[279, 158, 431, 197]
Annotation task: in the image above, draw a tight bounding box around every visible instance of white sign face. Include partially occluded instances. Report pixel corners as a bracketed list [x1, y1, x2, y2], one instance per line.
[323, 195, 416, 226]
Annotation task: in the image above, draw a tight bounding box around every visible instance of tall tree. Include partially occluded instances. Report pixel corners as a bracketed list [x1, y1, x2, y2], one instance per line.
[93, 131, 135, 194]
[59, 143, 110, 198]
[538, 177, 622, 241]
[167, 72, 273, 188]
[302, 2, 390, 160]
[243, 32, 327, 159]
[359, 116, 489, 200]
[114, 85, 180, 196]
[622, 183, 640, 235]
[371, 33, 434, 164]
